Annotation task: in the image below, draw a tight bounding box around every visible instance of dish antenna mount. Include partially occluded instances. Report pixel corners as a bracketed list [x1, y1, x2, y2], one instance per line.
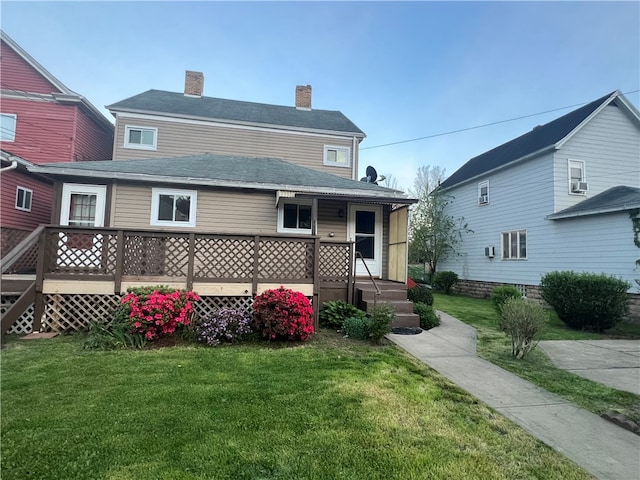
[360, 165, 385, 185]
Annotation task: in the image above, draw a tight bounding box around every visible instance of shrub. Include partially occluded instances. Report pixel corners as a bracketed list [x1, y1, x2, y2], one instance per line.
[121, 288, 200, 341]
[369, 303, 395, 344]
[195, 307, 252, 346]
[499, 298, 548, 359]
[413, 302, 440, 330]
[433, 271, 459, 294]
[407, 285, 434, 306]
[85, 318, 146, 350]
[252, 287, 314, 341]
[319, 301, 367, 329]
[540, 271, 630, 332]
[491, 286, 522, 315]
[342, 316, 372, 340]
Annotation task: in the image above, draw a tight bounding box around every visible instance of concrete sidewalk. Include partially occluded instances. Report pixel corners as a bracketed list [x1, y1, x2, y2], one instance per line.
[387, 311, 640, 480]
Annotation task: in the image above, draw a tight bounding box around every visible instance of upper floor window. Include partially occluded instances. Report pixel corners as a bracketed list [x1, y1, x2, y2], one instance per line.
[478, 180, 489, 205]
[502, 230, 527, 260]
[150, 188, 197, 227]
[125, 125, 157, 150]
[15, 186, 32, 212]
[568, 159, 588, 194]
[1, 113, 17, 142]
[323, 145, 350, 168]
[277, 200, 312, 234]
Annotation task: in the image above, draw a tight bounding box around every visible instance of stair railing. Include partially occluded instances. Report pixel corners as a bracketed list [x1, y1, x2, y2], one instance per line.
[355, 251, 381, 306]
[1, 225, 44, 274]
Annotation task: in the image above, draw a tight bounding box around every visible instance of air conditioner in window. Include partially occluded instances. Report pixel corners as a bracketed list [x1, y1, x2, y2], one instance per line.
[571, 181, 588, 193]
[479, 194, 488, 204]
[484, 246, 495, 258]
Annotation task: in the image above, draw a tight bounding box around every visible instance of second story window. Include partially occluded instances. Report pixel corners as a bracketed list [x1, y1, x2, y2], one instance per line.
[15, 186, 32, 212]
[568, 159, 588, 194]
[125, 125, 157, 150]
[478, 180, 489, 205]
[1, 113, 17, 142]
[323, 145, 350, 168]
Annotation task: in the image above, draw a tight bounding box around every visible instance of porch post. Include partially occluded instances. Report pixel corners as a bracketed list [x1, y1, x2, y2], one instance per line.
[313, 236, 320, 329]
[252, 235, 260, 296]
[348, 241, 354, 305]
[114, 230, 124, 294]
[187, 233, 195, 291]
[32, 228, 47, 332]
[311, 198, 318, 236]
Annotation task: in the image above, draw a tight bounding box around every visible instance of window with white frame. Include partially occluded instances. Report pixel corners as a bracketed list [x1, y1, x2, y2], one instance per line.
[568, 159, 587, 194]
[150, 188, 197, 227]
[478, 180, 489, 205]
[15, 186, 32, 212]
[125, 125, 157, 150]
[502, 230, 527, 260]
[1, 113, 17, 142]
[323, 145, 350, 168]
[277, 200, 312, 234]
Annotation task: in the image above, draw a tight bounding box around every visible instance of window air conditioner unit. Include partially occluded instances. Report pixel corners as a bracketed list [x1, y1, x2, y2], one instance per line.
[484, 246, 495, 258]
[571, 181, 588, 193]
[479, 194, 488, 204]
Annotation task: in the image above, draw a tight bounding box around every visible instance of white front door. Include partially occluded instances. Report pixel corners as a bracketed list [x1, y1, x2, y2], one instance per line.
[349, 204, 382, 277]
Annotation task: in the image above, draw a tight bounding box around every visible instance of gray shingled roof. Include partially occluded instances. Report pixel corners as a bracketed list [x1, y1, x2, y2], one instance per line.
[547, 186, 640, 220]
[439, 91, 618, 190]
[29, 153, 415, 203]
[107, 89, 365, 136]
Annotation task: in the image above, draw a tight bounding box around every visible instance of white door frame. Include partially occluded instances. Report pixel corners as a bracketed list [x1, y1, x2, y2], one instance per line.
[348, 204, 383, 278]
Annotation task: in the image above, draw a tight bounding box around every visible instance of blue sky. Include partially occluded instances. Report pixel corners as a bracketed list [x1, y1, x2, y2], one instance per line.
[2, 1, 638, 190]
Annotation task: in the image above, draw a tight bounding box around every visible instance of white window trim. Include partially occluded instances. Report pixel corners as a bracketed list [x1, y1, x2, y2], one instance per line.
[277, 199, 313, 234]
[568, 159, 587, 195]
[323, 145, 351, 168]
[60, 183, 107, 227]
[478, 180, 489, 206]
[15, 186, 32, 212]
[1, 113, 17, 142]
[124, 125, 158, 150]
[150, 188, 197, 228]
[501, 230, 527, 260]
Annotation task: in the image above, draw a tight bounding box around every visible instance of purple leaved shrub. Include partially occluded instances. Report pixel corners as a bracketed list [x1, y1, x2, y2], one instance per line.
[195, 307, 252, 346]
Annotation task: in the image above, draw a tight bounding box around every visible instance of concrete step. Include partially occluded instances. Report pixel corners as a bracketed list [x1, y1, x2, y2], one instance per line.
[393, 313, 420, 328]
[362, 299, 414, 314]
[358, 288, 408, 302]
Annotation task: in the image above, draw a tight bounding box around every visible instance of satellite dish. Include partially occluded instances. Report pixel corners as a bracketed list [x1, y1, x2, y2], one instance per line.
[366, 165, 377, 183]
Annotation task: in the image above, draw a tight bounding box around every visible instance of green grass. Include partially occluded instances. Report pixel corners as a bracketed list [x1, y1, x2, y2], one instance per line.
[433, 292, 640, 422]
[1, 332, 590, 480]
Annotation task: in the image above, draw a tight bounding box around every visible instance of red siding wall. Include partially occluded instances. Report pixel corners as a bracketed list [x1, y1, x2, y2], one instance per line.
[73, 108, 114, 161]
[0, 169, 52, 229]
[0, 40, 60, 94]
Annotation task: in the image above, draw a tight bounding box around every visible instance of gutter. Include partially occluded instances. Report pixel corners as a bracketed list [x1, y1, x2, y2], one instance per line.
[546, 204, 640, 220]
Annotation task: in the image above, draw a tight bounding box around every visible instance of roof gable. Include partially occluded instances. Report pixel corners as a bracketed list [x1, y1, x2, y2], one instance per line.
[107, 89, 365, 136]
[439, 91, 636, 190]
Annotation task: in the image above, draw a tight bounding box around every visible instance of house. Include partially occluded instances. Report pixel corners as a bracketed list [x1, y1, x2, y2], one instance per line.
[0, 30, 114, 256]
[436, 90, 640, 317]
[3, 72, 418, 335]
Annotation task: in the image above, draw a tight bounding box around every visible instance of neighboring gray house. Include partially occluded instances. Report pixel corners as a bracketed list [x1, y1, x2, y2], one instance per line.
[436, 90, 640, 313]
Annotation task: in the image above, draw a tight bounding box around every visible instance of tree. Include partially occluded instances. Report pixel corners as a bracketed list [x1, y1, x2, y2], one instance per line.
[409, 165, 471, 275]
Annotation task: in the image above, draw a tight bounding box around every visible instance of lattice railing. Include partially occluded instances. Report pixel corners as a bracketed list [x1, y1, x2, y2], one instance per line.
[44, 229, 118, 275]
[1, 295, 33, 334]
[319, 243, 352, 282]
[258, 239, 314, 280]
[1, 227, 39, 274]
[1, 227, 31, 257]
[194, 236, 254, 279]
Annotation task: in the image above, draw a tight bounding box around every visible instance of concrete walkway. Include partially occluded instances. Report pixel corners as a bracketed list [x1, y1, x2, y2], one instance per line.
[387, 311, 640, 480]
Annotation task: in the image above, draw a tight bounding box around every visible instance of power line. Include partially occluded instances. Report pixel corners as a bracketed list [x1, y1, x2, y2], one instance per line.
[361, 90, 640, 151]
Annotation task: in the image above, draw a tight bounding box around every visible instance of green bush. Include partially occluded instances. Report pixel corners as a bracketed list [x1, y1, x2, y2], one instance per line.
[491, 286, 522, 315]
[499, 298, 548, 359]
[433, 271, 459, 294]
[342, 316, 372, 340]
[85, 317, 146, 350]
[413, 302, 440, 330]
[319, 301, 367, 329]
[369, 303, 395, 344]
[407, 285, 434, 306]
[540, 271, 630, 332]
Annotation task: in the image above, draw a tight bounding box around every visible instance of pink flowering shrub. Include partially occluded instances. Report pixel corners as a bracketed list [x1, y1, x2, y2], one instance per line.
[120, 286, 200, 341]
[252, 287, 314, 341]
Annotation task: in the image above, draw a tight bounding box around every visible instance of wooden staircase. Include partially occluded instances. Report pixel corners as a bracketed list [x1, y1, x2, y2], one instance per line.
[355, 281, 419, 328]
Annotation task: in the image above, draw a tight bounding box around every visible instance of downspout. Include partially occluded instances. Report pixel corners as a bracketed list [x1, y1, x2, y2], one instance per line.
[352, 136, 357, 180]
[0, 160, 18, 172]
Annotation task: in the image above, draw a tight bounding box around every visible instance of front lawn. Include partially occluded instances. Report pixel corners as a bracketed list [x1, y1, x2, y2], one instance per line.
[1, 332, 590, 480]
[433, 293, 640, 422]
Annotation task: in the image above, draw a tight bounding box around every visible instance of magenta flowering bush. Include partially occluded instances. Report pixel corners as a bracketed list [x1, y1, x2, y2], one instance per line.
[195, 307, 253, 346]
[252, 287, 314, 341]
[120, 287, 200, 341]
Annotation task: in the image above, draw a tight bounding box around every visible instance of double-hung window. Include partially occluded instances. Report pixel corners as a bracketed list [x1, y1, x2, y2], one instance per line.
[478, 180, 489, 205]
[125, 125, 157, 150]
[1, 113, 17, 142]
[568, 159, 587, 194]
[15, 186, 32, 212]
[278, 200, 312, 234]
[502, 230, 527, 260]
[151, 188, 197, 227]
[323, 145, 350, 168]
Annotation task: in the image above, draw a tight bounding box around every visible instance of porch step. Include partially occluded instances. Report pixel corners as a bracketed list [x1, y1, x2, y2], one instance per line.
[361, 299, 414, 314]
[393, 313, 420, 328]
[358, 288, 408, 302]
[354, 281, 419, 328]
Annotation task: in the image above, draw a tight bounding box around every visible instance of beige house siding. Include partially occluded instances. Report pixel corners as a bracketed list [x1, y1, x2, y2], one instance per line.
[113, 115, 358, 180]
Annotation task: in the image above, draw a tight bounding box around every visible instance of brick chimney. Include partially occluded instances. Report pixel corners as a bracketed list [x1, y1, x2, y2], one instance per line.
[295, 85, 312, 109]
[185, 71, 204, 97]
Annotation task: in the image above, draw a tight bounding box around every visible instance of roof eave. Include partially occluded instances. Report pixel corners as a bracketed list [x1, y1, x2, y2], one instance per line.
[547, 203, 640, 220]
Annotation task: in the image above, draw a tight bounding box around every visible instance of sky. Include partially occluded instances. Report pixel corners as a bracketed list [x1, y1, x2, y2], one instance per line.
[2, 1, 638, 192]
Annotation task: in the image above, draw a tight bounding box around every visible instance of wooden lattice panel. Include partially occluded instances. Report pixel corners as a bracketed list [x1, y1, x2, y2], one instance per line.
[45, 231, 117, 275]
[319, 244, 350, 281]
[1, 295, 34, 334]
[163, 237, 190, 276]
[123, 235, 166, 275]
[194, 237, 254, 279]
[195, 296, 254, 321]
[258, 240, 313, 279]
[1, 227, 30, 257]
[41, 293, 122, 332]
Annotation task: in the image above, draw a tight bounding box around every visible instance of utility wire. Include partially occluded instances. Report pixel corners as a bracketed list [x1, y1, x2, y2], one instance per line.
[361, 89, 640, 151]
